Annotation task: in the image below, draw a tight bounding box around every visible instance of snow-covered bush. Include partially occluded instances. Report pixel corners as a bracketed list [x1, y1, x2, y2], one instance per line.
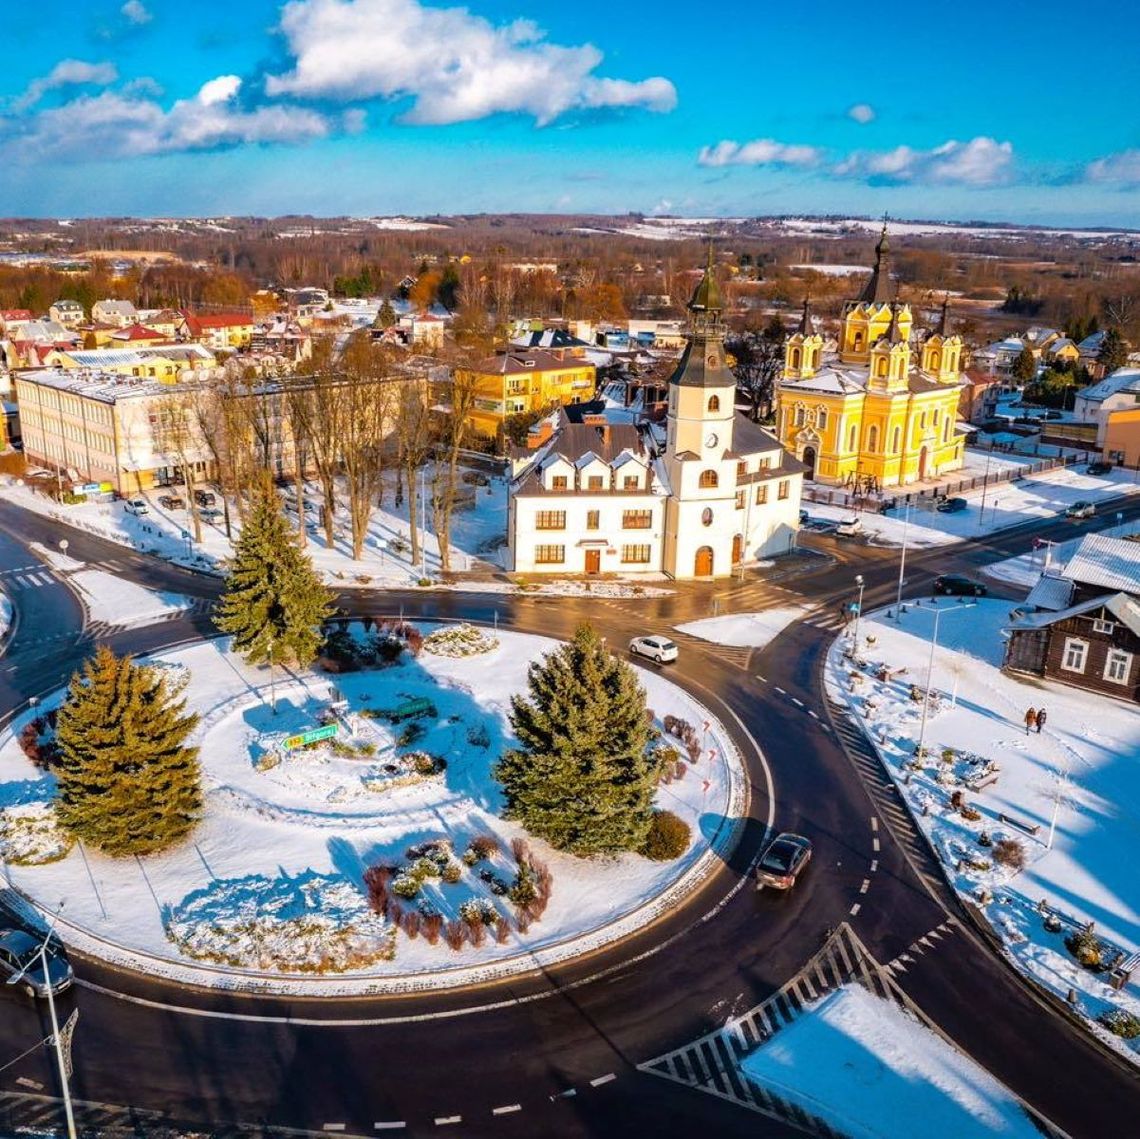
[459, 898, 499, 926]
[641, 809, 692, 861]
[0, 803, 74, 865]
[392, 873, 420, 899]
[1099, 1009, 1140, 1039]
[423, 623, 500, 658]
[993, 838, 1027, 871]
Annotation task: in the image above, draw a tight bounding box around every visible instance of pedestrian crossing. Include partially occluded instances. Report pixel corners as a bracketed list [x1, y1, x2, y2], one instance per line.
[0, 566, 60, 592]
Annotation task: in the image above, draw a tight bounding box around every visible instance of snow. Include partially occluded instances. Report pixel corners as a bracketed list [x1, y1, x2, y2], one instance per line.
[0, 590, 10, 640]
[985, 521, 1140, 590]
[741, 985, 1046, 1139]
[789, 263, 867, 276]
[675, 607, 806, 648]
[70, 571, 193, 628]
[0, 626, 743, 993]
[826, 599, 1140, 1061]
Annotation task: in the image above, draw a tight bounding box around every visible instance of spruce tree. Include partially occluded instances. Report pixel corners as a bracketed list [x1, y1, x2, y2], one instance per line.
[1097, 328, 1129, 374]
[54, 646, 202, 856]
[1012, 346, 1037, 384]
[214, 486, 334, 689]
[494, 623, 657, 857]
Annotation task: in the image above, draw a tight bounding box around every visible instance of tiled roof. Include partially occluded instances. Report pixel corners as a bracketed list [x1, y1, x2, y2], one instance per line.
[1062, 534, 1140, 594]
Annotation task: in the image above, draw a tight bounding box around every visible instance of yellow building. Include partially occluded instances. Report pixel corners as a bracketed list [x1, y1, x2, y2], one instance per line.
[775, 227, 966, 490]
[459, 348, 596, 441]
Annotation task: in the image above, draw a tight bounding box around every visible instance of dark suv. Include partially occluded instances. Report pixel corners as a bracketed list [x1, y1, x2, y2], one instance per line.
[1087, 461, 1113, 476]
[194, 489, 217, 507]
[933, 574, 987, 597]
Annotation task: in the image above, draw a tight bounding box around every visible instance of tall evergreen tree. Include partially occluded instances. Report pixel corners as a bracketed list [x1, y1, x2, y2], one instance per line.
[1012, 345, 1037, 384]
[494, 624, 657, 857]
[214, 486, 333, 705]
[1098, 327, 1129, 374]
[55, 646, 202, 856]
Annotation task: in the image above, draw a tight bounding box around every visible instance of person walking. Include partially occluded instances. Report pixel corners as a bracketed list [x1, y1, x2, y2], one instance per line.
[1036, 707, 1047, 734]
[1024, 706, 1037, 735]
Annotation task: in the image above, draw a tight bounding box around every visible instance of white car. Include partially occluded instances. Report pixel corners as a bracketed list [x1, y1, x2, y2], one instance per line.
[124, 498, 149, 516]
[629, 635, 678, 664]
[835, 517, 863, 537]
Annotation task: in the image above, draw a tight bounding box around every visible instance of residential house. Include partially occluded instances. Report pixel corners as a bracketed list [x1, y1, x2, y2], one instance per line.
[91, 300, 138, 327]
[974, 337, 1026, 376]
[138, 309, 184, 339]
[180, 312, 255, 351]
[48, 300, 85, 328]
[1103, 407, 1140, 468]
[1077, 331, 1107, 375]
[1044, 337, 1080, 367]
[1072, 368, 1140, 445]
[0, 310, 35, 336]
[397, 312, 445, 349]
[110, 323, 170, 347]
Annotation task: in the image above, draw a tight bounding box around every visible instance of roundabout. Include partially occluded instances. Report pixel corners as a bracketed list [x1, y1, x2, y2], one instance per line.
[0, 622, 747, 996]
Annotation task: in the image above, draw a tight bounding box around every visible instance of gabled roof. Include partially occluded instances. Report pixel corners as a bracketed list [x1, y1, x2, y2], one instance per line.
[1024, 573, 1075, 612]
[111, 323, 166, 341]
[1007, 591, 1140, 638]
[1061, 534, 1140, 594]
[1077, 368, 1140, 403]
[182, 311, 253, 332]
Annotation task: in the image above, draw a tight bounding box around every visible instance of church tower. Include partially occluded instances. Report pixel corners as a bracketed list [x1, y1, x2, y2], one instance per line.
[784, 298, 824, 379]
[920, 297, 963, 382]
[839, 223, 911, 364]
[867, 303, 911, 391]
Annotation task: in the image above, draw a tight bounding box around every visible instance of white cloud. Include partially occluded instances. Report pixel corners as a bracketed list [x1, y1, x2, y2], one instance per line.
[121, 1, 152, 24]
[847, 103, 875, 124]
[835, 137, 1014, 185]
[266, 0, 676, 125]
[7, 80, 330, 160]
[1085, 149, 1140, 186]
[698, 138, 823, 168]
[12, 59, 118, 111]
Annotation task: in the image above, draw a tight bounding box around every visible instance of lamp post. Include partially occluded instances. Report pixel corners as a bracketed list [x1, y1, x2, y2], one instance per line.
[894, 501, 911, 621]
[852, 574, 865, 647]
[420, 466, 428, 577]
[915, 601, 976, 763]
[977, 444, 993, 531]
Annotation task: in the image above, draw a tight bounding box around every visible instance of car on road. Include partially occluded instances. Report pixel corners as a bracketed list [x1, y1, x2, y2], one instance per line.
[1065, 500, 1095, 519]
[1086, 461, 1113, 476]
[933, 573, 987, 597]
[628, 635, 678, 663]
[756, 833, 813, 890]
[936, 496, 969, 514]
[193, 489, 217, 507]
[199, 507, 223, 523]
[0, 929, 73, 998]
[157, 494, 185, 510]
[124, 498, 148, 516]
[835, 517, 863, 538]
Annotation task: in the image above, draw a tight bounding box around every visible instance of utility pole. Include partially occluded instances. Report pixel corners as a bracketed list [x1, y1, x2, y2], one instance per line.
[894, 500, 910, 621]
[915, 601, 976, 762]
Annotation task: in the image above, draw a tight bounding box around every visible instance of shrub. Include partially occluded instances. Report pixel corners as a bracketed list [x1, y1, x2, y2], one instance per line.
[1066, 925, 1105, 970]
[422, 913, 443, 945]
[386, 900, 403, 928]
[363, 866, 391, 914]
[494, 916, 512, 945]
[398, 721, 426, 748]
[510, 837, 529, 864]
[508, 863, 538, 908]
[461, 848, 479, 867]
[459, 898, 499, 925]
[960, 805, 982, 822]
[471, 835, 499, 860]
[993, 838, 1026, 871]
[411, 857, 442, 881]
[399, 909, 421, 939]
[392, 874, 420, 899]
[467, 918, 487, 947]
[1099, 1009, 1140, 1039]
[444, 920, 467, 950]
[641, 810, 692, 861]
[320, 629, 363, 670]
[673, 759, 688, 781]
[440, 862, 461, 884]
[467, 723, 491, 749]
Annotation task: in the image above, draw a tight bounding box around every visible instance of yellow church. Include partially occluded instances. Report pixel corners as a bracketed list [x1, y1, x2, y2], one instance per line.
[775, 226, 966, 490]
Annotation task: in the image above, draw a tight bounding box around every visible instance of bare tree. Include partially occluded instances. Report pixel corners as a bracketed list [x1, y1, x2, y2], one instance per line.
[288, 339, 345, 549]
[394, 375, 434, 570]
[431, 368, 480, 573]
[156, 390, 206, 542]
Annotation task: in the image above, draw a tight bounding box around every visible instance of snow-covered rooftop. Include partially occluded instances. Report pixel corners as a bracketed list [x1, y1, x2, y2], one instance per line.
[1062, 533, 1140, 594]
[1078, 367, 1140, 403]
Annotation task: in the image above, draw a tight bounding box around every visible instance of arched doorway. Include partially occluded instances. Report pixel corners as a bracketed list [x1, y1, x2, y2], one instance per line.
[694, 546, 714, 576]
[918, 446, 929, 480]
[731, 534, 743, 565]
[802, 445, 817, 480]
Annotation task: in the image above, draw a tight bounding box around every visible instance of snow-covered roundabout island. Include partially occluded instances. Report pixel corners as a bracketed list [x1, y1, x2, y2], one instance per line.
[0, 623, 745, 995]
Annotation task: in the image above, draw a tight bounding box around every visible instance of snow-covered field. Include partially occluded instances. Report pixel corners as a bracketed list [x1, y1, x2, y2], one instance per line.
[809, 462, 1140, 549]
[741, 985, 1048, 1139]
[826, 600, 1140, 1061]
[675, 607, 805, 648]
[0, 626, 743, 993]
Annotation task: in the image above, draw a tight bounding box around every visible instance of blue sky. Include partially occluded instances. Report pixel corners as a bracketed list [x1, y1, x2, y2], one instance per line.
[3, 0, 1140, 225]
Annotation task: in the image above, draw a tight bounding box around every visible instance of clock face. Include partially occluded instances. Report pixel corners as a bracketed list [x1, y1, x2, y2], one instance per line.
[706, 432, 719, 448]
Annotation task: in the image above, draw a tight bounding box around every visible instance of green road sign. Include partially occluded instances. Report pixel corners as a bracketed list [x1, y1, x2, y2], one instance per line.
[282, 723, 338, 750]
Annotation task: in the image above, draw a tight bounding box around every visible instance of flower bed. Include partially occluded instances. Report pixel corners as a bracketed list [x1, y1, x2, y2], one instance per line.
[422, 623, 500, 658]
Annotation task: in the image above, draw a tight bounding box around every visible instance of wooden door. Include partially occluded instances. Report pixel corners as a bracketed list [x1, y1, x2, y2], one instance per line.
[585, 548, 601, 575]
[732, 534, 743, 565]
[694, 546, 714, 576]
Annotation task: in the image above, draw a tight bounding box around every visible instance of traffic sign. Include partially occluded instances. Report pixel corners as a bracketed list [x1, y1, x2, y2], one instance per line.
[282, 724, 338, 750]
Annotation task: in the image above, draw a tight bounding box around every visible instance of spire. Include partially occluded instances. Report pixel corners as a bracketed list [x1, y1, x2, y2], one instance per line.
[857, 219, 895, 305]
[938, 294, 951, 336]
[886, 301, 903, 344]
[688, 242, 722, 312]
[799, 296, 815, 336]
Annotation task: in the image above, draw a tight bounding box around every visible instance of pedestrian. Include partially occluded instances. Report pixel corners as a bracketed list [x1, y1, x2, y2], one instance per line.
[1024, 706, 1037, 735]
[1036, 707, 1047, 734]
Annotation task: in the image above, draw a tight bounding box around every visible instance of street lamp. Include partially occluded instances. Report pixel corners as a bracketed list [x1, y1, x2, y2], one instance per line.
[977, 445, 993, 532]
[914, 600, 976, 764]
[852, 574, 865, 647]
[894, 501, 911, 621]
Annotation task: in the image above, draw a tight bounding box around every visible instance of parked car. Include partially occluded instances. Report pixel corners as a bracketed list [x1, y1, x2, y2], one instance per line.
[199, 507, 223, 523]
[1065, 500, 1095, 519]
[193, 489, 217, 507]
[1087, 461, 1113, 476]
[0, 929, 73, 998]
[936, 496, 968, 514]
[835, 517, 863, 538]
[933, 573, 987, 597]
[756, 833, 813, 890]
[462, 470, 491, 487]
[1044, 410, 1064, 420]
[798, 508, 810, 524]
[157, 494, 185, 510]
[628, 635, 678, 664]
[124, 498, 148, 516]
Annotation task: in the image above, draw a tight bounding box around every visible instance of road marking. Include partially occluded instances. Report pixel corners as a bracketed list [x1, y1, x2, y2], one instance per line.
[872, 837, 880, 852]
[374, 1124, 406, 1131]
[550, 1089, 577, 1100]
[754, 674, 767, 683]
[434, 1117, 462, 1126]
[870, 816, 879, 832]
[807, 709, 818, 719]
[774, 685, 786, 695]
[492, 1105, 522, 1116]
[791, 697, 804, 708]
[15, 1077, 44, 1090]
[870, 859, 878, 872]
[859, 879, 870, 894]
[322, 1126, 346, 1133]
[589, 1073, 617, 1087]
[849, 903, 861, 916]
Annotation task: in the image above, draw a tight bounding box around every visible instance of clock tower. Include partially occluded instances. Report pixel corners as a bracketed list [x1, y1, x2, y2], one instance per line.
[662, 247, 742, 579]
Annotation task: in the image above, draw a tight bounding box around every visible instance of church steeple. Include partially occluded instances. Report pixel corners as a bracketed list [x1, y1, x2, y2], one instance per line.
[937, 294, 951, 336]
[785, 296, 823, 380]
[798, 296, 816, 336]
[856, 221, 895, 306]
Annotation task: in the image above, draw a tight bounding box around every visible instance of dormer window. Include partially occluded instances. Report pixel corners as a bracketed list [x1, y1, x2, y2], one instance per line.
[1093, 618, 1116, 635]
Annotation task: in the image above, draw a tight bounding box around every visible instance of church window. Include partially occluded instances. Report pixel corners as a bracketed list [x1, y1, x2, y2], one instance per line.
[778, 480, 790, 500]
[794, 406, 806, 427]
[943, 418, 951, 442]
[933, 408, 940, 425]
[708, 394, 720, 413]
[854, 332, 864, 351]
[876, 358, 888, 377]
[930, 351, 941, 370]
[699, 470, 719, 488]
[867, 425, 879, 452]
[919, 411, 926, 429]
[791, 348, 802, 369]
[891, 426, 901, 452]
[755, 485, 768, 505]
[848, 424, 857, 451]
[701, 507, 714, 526]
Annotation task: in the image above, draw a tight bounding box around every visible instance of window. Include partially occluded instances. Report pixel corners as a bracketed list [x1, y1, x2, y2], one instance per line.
[758, 456, 772, 470]
[794, 407, 806, 427]
[1092, 618, 1116, 635]
[622, 509, 653, 529]
[755, 485, 768, 505]
[943, 418, 951, 442]
[778, 480, 790, 500]
[621, 544, 652, 564]
[534, 544, 565, 565]
[848, 424, 857, 451]
[876, 358, 887, 377]
[623, 475, 639, 490]
[867, 424, 879, 452]
[586, 510, 600, 531]
[1061, 637, 1088, 673]
[701, 507, 714, 527]
[737, 461, 747, 479]
[933, 408, 940, 425]
[535, 510, 566, 530]
[919, 411, 927, 429]
[818, 409, 828, 430]
[551, 474, 568, 490]
[791, 348, 801, 369]
[708, 395, 720, 412]
[891, 426, 901, 453]
[1104, 650, 1132, 684]
[587, 475, 604, 491]
[699, 469, 718, 488]
[735, 490, 745, 509]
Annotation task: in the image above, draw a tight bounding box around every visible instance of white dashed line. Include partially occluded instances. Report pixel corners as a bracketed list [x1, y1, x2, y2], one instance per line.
[774, 686, 787, 695]
[15, 1077, 44, 1090]
[492, 1105, 522, 1116]
[374, 1124, 406, 1131]
[849, 903, 861, 916]
[551, 1089, 578, 1100]
[807, 709, 819, 719]
[322, 1126, 346, 1133]
[872, 837, 880, 852]
[791, 697, 804, 708]
[860, 879, 871, 894]
[434, 1117, 462, 1127]
[755, 674, 767, 683]
[870, 859, 878, 872]
[870, 816, 879, 832]
[589, 1073, 617, 1087]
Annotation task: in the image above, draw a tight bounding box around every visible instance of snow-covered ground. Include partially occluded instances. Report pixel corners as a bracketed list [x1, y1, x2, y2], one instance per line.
[741, 985, 1049, 1139]
[70, 571, 192, 627]
[809, 462, 1140, 549]
[0, 626, 743, 993]
[675, 607, 805, 648]
[0, 590, 10, 640]
[984, 520, 1140, 590]
[826, 600, 1140, 1061]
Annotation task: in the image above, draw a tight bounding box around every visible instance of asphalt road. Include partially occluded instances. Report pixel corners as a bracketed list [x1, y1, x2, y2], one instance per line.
[0, 497, 1138, 1138]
